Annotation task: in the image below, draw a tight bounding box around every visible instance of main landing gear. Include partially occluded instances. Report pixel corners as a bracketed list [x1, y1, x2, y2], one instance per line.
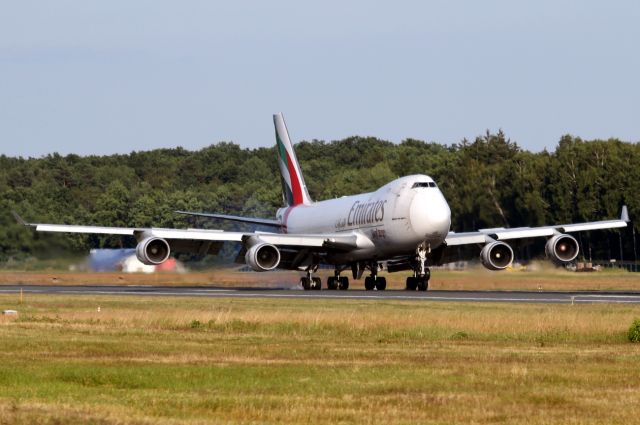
[301, 267, 349, 291]
[406, 244, 430, 291]
[300, 266, 321, 290]
[301, 263, 384, 291]
[363, 261, 386, 291]
[326, 270, 349, 290]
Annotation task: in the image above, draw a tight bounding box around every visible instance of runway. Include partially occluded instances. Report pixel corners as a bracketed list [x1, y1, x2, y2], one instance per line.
[1, 284, 640, 304]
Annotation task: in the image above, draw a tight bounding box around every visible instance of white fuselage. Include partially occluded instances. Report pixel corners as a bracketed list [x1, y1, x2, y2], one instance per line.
[276, 175, 451, 263]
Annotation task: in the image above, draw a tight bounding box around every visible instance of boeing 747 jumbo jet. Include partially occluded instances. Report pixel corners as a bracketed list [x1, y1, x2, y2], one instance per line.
[15, 114, 629, 291]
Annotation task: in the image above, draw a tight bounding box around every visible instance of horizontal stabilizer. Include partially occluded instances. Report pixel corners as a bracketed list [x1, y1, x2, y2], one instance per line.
[175, 211, 281, 227]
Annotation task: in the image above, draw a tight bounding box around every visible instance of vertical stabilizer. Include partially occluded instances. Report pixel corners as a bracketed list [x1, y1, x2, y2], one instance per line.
[274, 113, 313, 206]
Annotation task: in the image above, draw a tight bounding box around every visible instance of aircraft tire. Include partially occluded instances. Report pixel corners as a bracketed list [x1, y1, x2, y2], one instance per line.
[327, 277, 338, 290]
[338, 277, 349, 290]
[406, 277, 417, 291]
[364, 276, 375, 290]
[375, 277, 387, 291]
[417, 278, 428, 291]
[312, 277, 322, 290]
[301, 277, 311, 290]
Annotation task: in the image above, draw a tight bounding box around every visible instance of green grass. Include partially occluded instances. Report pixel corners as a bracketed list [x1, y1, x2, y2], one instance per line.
[1, 295, 640, 424]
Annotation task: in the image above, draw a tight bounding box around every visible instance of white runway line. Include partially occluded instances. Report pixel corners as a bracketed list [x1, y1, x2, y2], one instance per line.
[573, 294, 640, 298]
[3, 287, 640, 303]
[29, 290, 579, 303]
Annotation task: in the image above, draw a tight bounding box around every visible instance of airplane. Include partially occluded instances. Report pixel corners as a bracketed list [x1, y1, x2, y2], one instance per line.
[13, 113, 630, 291]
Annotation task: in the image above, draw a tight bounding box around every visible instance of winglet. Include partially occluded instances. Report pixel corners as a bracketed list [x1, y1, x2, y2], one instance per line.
[11, 210, 29, 226]
[621, 205, 630, 222]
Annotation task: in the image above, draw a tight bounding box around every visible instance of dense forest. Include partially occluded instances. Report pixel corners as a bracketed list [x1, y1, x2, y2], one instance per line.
[1, 132, 638, 265]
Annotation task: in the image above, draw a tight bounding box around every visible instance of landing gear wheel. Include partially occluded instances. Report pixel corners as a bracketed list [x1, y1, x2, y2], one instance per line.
[364, 276, 376, 291]
[327, 277, 338, 290]
[418, 267, 431, 291]
[311, 277, 322, 290]
[375, 277, 387, 291]
[301, 277, 311, 290]
[417, 277, 428, 291]
[338, 277, 349, 290]
[406, 277, 417, 291]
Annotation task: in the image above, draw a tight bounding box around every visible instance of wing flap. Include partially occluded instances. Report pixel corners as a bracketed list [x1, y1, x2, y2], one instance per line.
[254, 232, 362, 249]
[148, 229, 244, 242]
[445, 232, 488, 246]
[445, 228, 556, 246]
[492, 228, 556, 240]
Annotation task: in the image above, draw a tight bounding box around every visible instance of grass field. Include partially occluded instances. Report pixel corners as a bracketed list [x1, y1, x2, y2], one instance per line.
[2, 266, 640, 292]
[1, 294, 640, 424]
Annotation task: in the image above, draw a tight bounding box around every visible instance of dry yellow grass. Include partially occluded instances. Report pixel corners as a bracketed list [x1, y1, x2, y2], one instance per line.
[2, 266, 640, 291]
[1, 294, 640, 424]
[0, 270, 288, 287]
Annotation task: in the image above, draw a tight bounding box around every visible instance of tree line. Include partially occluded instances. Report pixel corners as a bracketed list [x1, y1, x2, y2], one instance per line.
[1, 132, 638, 264]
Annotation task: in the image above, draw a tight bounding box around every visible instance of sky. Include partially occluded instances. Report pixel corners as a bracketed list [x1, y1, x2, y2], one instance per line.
[1, 1, 639, 157]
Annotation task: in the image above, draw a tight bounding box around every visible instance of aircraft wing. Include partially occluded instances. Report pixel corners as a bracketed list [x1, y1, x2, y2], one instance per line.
[151, 228, 365, 249]
[12, 212, 364, 249]
[175, 210, 281, 228]
[445, 206, 629, 246]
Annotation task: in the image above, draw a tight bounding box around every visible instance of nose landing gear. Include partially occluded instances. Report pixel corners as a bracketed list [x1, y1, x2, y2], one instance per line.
[406, 272, 429, 291]
[406, 243, 430, 291]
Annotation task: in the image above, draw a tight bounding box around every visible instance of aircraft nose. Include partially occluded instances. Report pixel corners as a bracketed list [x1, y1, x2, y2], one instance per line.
[409, 189, 451, 243]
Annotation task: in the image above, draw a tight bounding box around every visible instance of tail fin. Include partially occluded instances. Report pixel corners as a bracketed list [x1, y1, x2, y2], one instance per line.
[273, 113, 312, 206]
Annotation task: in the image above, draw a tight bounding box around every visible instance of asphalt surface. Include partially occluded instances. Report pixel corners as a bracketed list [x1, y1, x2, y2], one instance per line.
[1, 284, 640, 304]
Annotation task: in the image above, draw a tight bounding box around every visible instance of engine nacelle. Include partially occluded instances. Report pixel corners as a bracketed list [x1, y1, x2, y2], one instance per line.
[480, 241, 514, 270]
[136, 237, 171, 265]
[545, 234, 579, 264]
[245, 242, 281, 271]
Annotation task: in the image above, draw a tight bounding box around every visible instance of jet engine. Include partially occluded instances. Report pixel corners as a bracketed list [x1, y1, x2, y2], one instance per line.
[545, 234, 579, 264]
[245, 242, 281, 271]
[136, 237, 171, 265]
[480, 241, 514, 270]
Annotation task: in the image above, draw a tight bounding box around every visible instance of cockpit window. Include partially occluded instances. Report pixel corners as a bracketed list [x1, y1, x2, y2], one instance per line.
[412, 182, 437, 188]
